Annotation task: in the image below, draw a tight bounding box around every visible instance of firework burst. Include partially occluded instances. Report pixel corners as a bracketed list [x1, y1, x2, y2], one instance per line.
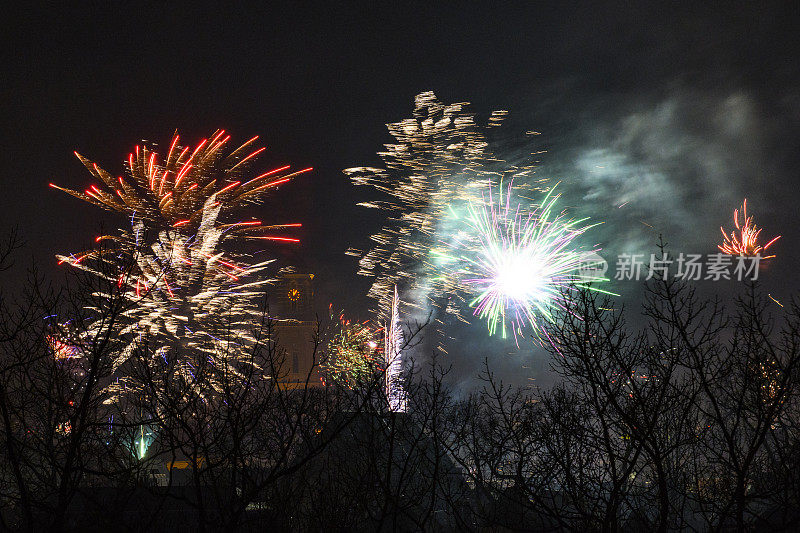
[321, 308, 381, 389]
[446, 183, 610, 343]
[51, 131, 310, 401]
[346, 92, 544, 340]
[718, 199, 780, 258]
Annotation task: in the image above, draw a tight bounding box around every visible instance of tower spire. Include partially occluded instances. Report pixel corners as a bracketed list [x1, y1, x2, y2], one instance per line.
[385, 286, 406, 412]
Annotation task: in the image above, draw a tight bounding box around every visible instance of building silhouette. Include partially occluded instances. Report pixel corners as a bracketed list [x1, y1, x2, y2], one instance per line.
[270, 273, 322, 388]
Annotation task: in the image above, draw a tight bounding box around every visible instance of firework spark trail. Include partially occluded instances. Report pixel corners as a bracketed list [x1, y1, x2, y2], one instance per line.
[51, 131, 309, 401]
[442, 182, 610, 345]
[346, 92, 544, 341]
[718, 198, 780, 258]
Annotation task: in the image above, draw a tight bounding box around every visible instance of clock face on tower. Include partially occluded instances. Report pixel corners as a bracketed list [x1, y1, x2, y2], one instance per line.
[277, 274, 313, 319]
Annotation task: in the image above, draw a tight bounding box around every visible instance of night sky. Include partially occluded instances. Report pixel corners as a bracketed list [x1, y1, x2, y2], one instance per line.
[4, 2, 799, 389]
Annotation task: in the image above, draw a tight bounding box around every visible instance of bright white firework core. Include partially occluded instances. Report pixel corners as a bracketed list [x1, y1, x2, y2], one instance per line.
[495, 252, 547, 303]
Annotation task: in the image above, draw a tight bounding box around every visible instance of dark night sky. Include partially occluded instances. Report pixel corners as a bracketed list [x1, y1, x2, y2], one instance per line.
[3, 2, 799, 388]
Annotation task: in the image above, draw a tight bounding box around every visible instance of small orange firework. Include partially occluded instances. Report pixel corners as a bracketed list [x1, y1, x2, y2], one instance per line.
[718, 199, 781, 258]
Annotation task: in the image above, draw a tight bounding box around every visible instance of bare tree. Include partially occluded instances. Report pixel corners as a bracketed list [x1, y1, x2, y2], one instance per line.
[646, 274, 800, 531]
[3, 226, 800, 532]
[0, 234, 140, 531]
